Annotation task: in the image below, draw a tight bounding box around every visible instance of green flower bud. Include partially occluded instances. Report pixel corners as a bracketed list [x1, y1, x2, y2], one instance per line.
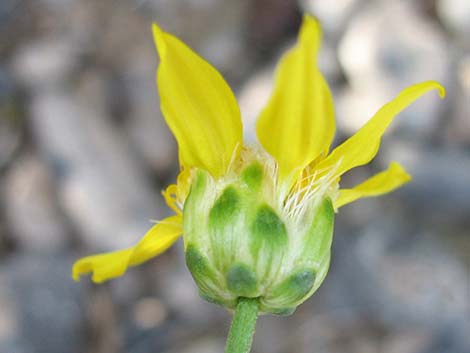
[183, 161, 334, 315]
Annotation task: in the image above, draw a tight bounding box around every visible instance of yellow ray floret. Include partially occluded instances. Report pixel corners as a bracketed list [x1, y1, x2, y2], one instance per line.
[152, 24, 243, 178]
[317, 81, 445, 179]
[73, 216, 182, 283]
[256, 15, 335, 184]
[334, 162, 412, 209]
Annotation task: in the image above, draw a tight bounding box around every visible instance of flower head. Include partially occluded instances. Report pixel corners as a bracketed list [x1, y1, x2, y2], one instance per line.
[73, 15, 445, 314]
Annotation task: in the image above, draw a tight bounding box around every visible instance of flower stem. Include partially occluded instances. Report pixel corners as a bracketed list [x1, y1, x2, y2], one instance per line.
[225, 297, 259, 353]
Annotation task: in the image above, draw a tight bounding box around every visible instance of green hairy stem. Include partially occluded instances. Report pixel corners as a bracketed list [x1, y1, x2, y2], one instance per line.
[225, 297, 259, 353]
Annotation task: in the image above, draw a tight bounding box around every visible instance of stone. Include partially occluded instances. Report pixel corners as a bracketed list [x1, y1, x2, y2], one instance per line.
[437, 0, 470, 40]
[2, 154, 69, 253]
[132, 297, 168, 330]
[11, 38, 78, 89]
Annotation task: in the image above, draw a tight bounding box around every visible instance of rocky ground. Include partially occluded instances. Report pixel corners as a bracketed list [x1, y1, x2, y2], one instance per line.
[0, 0, 469, 352]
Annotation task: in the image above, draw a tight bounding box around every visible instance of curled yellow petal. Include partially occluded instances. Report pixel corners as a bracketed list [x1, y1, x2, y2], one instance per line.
[162, 167, 192, 215]
[153, 24, 243, 178]
[72, 215, 182, 283]
[334, 162, 411, 209]
[318, 81, 445, 178]
[162, 184, 180, 214]
[256, 15, 335, 183]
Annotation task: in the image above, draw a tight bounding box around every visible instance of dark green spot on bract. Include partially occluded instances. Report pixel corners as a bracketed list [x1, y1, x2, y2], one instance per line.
[269, 269, 316, 304]
[209, 186, 240, 228]
[251, 205, 287, 239]
[185, 244, 211, 280]
[288, 270, 316, 296]
[250, 204, 287, 256]
[226, 263, 258, 297]
[185, 244, 219, 299]
[241, 163, 263, 190]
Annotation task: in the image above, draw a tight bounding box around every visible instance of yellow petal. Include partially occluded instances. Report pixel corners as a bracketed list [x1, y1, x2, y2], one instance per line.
[162, 183, 181, 214]
[72, 215, 182, 283]
[256, 15, 335, 183]
[334, 162, 411, 209]
[162, 167, 192, 215]
[153, 24, 242, 178]
[318, 81, 445, 177]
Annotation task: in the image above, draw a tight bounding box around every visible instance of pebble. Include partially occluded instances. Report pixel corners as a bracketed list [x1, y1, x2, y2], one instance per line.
[11, 38, 78, 89]
[437, 0, 470, 41]
[132, 297, 168, 330]
[3, 154, 69, 253]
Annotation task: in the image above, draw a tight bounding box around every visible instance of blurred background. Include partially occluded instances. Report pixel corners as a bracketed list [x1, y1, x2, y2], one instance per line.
[0, 0, 469, 352]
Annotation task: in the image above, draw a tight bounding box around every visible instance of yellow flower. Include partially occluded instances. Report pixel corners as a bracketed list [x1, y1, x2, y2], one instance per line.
[72, 15, 445, 294]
